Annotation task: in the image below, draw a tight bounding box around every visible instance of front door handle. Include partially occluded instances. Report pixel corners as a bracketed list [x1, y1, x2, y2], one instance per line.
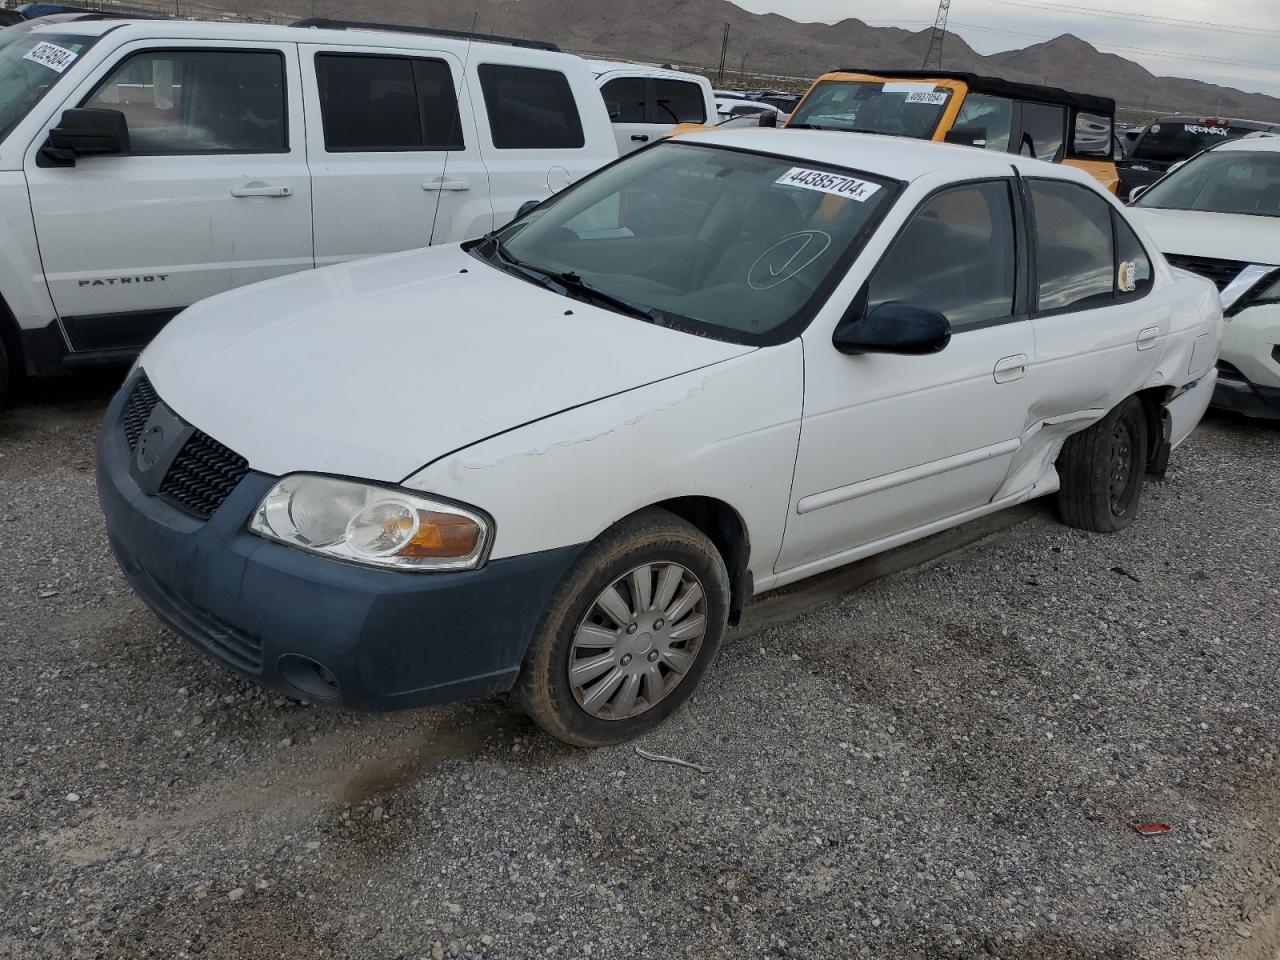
[422, 178, 470, 192]
[631, 134, 650, 142]
[1136, 326, 1161, 351]
[231, 184, 291, 198]
[993, 354, 1028, 383]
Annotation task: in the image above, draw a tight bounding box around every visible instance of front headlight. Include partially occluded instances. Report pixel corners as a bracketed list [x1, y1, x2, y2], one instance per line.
[249, 475, 491, 572]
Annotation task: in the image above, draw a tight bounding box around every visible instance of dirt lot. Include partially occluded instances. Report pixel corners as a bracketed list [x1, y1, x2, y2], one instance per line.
[1, 373, 1277, 960]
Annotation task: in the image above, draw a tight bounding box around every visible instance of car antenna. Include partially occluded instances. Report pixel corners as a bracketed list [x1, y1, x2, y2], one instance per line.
[431, 11, 478, 242]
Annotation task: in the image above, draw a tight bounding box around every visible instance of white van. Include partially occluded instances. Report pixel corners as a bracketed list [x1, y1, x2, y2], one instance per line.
[589, 59, 716, 155]
[0, 17, 617, 406]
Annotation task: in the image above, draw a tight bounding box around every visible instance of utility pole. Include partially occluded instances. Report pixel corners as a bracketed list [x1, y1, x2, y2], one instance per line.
[717, 22, 730, 86]
[922, 0, 951, 71]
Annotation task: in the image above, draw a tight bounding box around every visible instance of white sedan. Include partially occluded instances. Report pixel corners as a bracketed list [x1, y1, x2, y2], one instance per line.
[1128, 136, 1280, 419]
[98, 131, 1222, 746]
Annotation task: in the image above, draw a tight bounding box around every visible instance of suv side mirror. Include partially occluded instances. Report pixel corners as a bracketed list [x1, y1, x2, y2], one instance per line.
[944, 125, 987, 148]
[757, 111, 777, 128]
[604, 101, 622, 121]
[39, 108, 130, 167]
[1128, 185, 1149, 203]
[833, 302, 952, 356]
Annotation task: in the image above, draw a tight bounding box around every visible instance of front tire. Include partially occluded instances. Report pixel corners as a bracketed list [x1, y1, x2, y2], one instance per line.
[1056, 395, 1149, 533]
[514, 509, 730, 747]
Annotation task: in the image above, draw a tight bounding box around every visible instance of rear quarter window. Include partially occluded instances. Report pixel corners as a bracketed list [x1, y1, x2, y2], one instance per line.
[478, 63, 585, 149]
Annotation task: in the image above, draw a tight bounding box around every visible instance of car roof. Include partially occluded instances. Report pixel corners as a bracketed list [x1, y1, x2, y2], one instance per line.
[16, 16, 573, 58]
[1148, 116, 1280, 130]
[587, 58, 701, 79]
[675, 128, 1100, 185]
[1210, 136, 1280, 154]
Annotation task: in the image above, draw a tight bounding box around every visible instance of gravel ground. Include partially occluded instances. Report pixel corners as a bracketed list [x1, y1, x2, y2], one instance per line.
[1, 374, 1277, 960]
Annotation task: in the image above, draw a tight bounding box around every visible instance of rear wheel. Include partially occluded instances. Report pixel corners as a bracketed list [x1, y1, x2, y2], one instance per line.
[515, 509, 730, 747]
[1056, 395, 1149, 532]
[0, 334, 10, 412]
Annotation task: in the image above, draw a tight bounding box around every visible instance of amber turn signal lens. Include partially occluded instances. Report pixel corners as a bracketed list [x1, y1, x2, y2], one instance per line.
[398, 510, 482, 559]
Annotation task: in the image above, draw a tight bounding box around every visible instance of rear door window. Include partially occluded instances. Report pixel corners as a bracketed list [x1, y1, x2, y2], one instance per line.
[1017, 103, 1066, 162]
[600, 76, 645, 123]
[85, 48, 287, 154]
[1073, 111, 1113, 157]
[315, 54, 462, 151]
[650, 79, 706, 124]
[478, 63, 585, 149]
[1029, 179, 1115, 312]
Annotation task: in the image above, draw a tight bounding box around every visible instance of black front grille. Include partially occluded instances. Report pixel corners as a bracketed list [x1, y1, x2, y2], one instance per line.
[159, 430, 250, 519]
[120, 375, 250, 520]
[1165, 253, 1248, 292]
[122, 376, 160, 450]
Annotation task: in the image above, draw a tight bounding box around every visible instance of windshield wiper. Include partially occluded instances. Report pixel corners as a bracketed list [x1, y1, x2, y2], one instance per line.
[478, 234, 668, 325]
[479, 231, 572, 294]
[552, 270, 669, 325]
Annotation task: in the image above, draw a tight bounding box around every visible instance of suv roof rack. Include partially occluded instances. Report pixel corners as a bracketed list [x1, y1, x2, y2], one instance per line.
[289, 17, 560, 52]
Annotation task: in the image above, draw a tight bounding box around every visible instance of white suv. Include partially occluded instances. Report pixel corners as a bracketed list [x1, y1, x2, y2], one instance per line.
[0, 16, 617, 406]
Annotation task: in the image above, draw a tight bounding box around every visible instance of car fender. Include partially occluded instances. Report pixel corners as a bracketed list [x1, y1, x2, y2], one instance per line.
[403, 342, 804, 576]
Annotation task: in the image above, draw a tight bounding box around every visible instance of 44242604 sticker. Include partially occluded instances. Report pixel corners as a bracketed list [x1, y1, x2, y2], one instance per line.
[22, 41, 79, 74]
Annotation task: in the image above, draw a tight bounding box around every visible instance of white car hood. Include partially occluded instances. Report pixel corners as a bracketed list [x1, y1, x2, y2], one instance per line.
[1128, 207, 1280, 266]
[142, 245, 753, 482]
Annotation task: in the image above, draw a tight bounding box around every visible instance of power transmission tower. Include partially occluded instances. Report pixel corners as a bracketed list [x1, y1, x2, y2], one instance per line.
[922, 0, 951, 70]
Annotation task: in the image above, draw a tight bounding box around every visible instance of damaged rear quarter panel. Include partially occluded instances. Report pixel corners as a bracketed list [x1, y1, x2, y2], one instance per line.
[403, 343, 805, 570]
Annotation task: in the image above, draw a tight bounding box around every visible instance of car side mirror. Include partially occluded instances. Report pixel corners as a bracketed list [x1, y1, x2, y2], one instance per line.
[516, 199, 540, 219]
[604, 101, 622, 121]
[1128, 185, 1149, 203]
[39, 108, 130, 167]
[832, 302, 952, 356]
[757, 111, 777, 128]
[944, 125, 987, 148]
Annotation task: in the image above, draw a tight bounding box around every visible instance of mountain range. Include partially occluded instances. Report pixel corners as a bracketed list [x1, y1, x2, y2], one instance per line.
[208, 0, 1280, 121]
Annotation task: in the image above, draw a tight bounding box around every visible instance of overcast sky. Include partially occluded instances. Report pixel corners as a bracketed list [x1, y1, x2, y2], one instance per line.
[728, 0, 1280, 97]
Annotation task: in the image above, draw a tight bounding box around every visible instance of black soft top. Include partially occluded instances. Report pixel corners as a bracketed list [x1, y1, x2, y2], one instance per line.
[833, 68, 1115, 116]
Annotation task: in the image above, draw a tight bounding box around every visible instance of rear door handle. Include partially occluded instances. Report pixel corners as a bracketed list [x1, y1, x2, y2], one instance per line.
[422, 178, 470, 192]
[231, 184, 291, 198]
[993, 354, 1028, 383]
[631, 134, 650, 142]
[1136, 326, 1161, 351]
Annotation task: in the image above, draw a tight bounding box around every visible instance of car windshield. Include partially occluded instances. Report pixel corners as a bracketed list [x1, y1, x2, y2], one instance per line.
[480, 141, 898, 345]
[1135, 150, 1280, 219]
[788, 79, 952, 138]
[0, 30, 98, 143]
[1131, 121, 1256, 164]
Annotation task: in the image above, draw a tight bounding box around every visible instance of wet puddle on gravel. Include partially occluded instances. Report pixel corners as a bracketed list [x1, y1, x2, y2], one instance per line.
[340, 706, 527, 805]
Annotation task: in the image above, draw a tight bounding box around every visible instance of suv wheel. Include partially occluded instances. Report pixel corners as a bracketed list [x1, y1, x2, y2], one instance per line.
[515, 509, 730, 747]
[1056, 395, 1149, 533]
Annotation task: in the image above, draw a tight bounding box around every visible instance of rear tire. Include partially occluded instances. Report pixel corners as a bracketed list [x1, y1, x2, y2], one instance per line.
[514, 509, 730, 748]
[1056, 395, 1149, 533]
[0, 334, 10, 412]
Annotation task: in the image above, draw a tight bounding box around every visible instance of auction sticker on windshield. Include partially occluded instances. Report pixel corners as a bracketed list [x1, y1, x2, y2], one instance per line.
[905, 91, 948, 105]
[777, 167, 881, 202]
[23, 42, 79, 73]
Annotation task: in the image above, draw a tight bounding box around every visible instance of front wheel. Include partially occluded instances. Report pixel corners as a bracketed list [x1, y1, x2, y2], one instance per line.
[1056, 395, 1149, 533]
[514, 509, 730, 747]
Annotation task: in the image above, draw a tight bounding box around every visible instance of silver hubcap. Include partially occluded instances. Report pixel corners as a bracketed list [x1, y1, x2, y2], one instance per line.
[569, 562, 707, 721]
